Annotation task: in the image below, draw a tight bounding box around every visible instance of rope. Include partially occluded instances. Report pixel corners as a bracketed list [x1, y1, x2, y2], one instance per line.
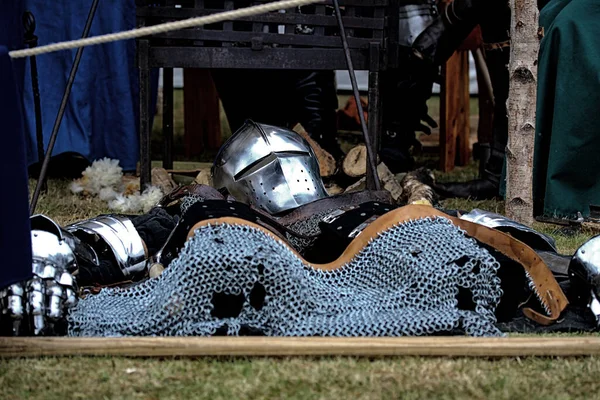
[9, 0, 324, 59]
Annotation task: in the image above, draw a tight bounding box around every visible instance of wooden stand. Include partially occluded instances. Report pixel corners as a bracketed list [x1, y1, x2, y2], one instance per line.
[440, 49, 471, 172]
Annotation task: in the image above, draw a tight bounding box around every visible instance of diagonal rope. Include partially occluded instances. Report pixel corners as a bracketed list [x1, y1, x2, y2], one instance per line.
[9, 0, 324, 59]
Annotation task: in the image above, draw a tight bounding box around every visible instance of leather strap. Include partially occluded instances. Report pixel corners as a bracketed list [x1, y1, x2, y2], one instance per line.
[187, 204, 568, 326]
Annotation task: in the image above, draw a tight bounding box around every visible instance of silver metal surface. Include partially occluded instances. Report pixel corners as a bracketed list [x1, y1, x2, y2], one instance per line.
[67, 215, 147, 276]
[212, 120, 328, 215]
[31, 214, 99, 267]
[1, 215, 80, 336]
[460, 209, 557, 251]
[590, 291, 600, 327]
[569, 235, 600, 295]
[398, 2, 438, 46]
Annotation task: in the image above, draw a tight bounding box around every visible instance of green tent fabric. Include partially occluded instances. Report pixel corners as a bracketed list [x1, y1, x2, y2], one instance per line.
[532, 0, 600, 218]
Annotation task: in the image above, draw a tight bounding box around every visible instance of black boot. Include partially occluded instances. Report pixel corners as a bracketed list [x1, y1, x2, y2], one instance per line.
[294, 71, 344, 159]
[380, 0, 486, 175]
[431, 1, 511, 200]
[379, 49, 437, 174]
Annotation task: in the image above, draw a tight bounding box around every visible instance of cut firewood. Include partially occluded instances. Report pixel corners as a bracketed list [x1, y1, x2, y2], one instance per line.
[325, 183, 344, 196]
[343, 145, 367, 178]
[293, 123, 337, 178]
[342, 145, 380, 178]
[399, 168, 438, 206]
[152, 167, 177, 193]
[343, 162, 403, 202]
[377, 163, 403, 202]
[194, 169, 213, 187]
[344, 177, 366, 193]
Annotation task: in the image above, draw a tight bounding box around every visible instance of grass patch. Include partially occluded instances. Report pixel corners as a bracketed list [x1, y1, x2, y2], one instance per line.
[2, 356, 600, 399]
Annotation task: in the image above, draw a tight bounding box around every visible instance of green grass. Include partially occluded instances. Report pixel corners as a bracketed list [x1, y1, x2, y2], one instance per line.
[2, 356, 600, 399]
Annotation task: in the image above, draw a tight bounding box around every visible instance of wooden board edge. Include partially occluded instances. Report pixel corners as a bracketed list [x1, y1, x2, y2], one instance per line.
[2, 337, 600, 358]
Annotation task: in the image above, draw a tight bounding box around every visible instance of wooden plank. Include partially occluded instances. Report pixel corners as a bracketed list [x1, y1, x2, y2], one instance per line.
[136, 8, 385, 30]
[148, 47, 369, 70]
[156, 27, 374, 48]
[2, 337, 600, 358]
[439, 49, 471, 172]
[183, 69, 222, 157]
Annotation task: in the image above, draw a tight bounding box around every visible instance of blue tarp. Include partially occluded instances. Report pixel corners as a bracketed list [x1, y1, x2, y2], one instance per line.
[4, 0, 158, 172]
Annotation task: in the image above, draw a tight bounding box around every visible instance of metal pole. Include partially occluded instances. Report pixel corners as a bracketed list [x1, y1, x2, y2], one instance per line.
[29, 0, 100, 215]
[23, 12, 44, 165]
[332, 0, 380, 190]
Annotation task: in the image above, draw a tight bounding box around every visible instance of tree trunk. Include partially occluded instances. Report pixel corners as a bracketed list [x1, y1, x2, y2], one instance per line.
[505, 0, 540, 225]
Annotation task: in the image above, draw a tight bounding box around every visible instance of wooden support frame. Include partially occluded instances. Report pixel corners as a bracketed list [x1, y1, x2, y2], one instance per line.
[2, 337, 600, 358]
[439, 49, 471, 172]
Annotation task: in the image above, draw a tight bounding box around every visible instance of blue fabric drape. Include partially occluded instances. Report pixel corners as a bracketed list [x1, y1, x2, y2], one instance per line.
[19, 0, 158, 172]
[21, 0, 140, 170]
[0, 45, 33, 287]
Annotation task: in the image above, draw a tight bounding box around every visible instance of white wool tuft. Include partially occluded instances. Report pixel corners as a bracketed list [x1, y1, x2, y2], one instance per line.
[72, 158, 164, 213]
[99, 187, 119, 201]
[69, 180, 85, 194]
[108, 194, 141, 213]
[140, 186, 164, 213]
[80, 158, 123, 195]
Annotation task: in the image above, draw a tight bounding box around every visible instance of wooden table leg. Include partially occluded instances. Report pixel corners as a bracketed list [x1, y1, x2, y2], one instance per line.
[440, 49, 471, 172]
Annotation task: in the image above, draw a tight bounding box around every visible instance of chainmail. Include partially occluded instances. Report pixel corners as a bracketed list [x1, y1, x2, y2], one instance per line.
[67, 217, 504, 337]
[180, 194, 205, 215]
[283, 210, 332, 253]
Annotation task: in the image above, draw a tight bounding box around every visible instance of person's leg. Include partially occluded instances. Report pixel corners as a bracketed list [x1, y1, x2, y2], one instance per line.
[293, 70, 343, 158]
[432, 0, 511, 199]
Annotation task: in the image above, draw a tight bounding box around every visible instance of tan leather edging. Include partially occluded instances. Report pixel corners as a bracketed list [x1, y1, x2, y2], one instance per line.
[186, 204, 568, 325]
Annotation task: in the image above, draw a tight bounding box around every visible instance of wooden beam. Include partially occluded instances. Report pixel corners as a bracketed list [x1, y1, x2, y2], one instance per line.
[2, 337, 600, 358]
[440, 49, 471, 172]
[505, 0, 539, 225]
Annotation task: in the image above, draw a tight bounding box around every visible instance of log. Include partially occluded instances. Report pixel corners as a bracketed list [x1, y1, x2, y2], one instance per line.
[505, 0, 539, 225]
[194, 169, 213, 187]
[342, 145, 382, 178]
[377, 163, 403, 202]
[293, 124, 337, 178]
[343, 163, 402, 202]
[2, 336, 600, 358]
[399, 168, 438, 206]
[344, 177, 366, 193]
[151, 167, 177, 193]
[325, 183, 344, 196]
[343, 145, 368, 178]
